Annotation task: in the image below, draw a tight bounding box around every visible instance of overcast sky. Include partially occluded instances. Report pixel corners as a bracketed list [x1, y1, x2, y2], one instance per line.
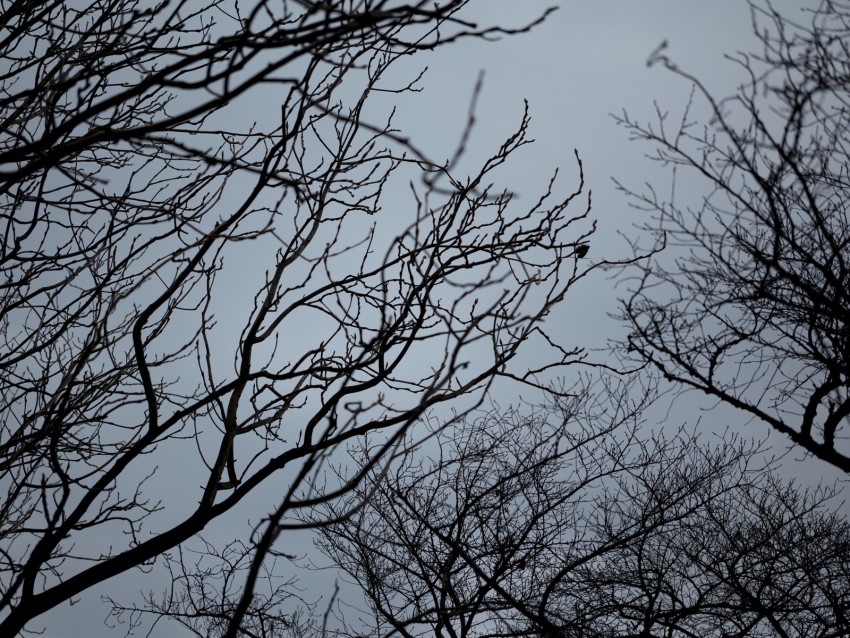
[36, 2, 840, 636]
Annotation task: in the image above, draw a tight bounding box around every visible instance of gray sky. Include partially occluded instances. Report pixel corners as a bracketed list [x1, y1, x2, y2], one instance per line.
[364, 0, 775, 360]
[34, 2, 841, 636]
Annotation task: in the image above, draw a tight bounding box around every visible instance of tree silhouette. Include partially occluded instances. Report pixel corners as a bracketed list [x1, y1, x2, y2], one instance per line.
[0, 2, 605, 635]
[310, 378, 850, 638]
[617, 1, 850, 472]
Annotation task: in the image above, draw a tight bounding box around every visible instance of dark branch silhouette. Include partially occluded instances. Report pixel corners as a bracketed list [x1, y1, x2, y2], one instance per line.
[0, 2, 612, 635]
[309, 378, 850, 638]
[617, 0, 850, 472]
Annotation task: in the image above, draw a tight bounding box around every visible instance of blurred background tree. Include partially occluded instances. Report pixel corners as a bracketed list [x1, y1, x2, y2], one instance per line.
[617, 0, 850, 473]
[310, 378, 850, 638]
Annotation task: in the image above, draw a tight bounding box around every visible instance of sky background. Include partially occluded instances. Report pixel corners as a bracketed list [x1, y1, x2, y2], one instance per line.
[34, 2, 845, 636]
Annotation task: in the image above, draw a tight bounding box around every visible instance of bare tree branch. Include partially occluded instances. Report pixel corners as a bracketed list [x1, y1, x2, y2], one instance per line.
[616, 0, 850, 472]
[0, 2, 617, 635]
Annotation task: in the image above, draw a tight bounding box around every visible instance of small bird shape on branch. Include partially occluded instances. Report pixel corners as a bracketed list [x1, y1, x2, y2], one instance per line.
[574, 243, 589, 259]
